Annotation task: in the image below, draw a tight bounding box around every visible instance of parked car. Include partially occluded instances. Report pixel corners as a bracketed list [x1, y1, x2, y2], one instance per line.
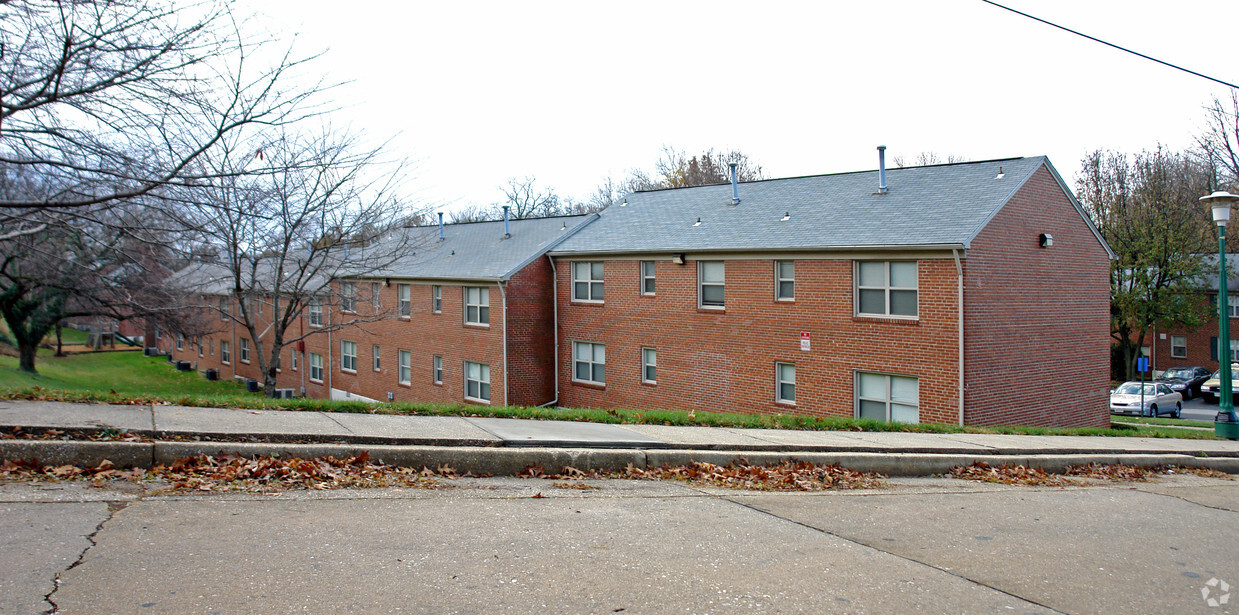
[1158, 366, 1213, 399]
[1109, 381, 1182, 418]
[1200, 364, 1239, 403]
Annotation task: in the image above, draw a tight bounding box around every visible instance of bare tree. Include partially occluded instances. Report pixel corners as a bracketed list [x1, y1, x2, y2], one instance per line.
[1199, 92, 1239, 191]
[893, 152, 970, 168]
[165, 128, 423, 395]
[447, 203, 499, 224]
[651, 146, 765, 188]
[500, 175, 560, 219]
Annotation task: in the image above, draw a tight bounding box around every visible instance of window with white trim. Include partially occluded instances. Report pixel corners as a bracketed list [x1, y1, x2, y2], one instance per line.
[573, 341, 605, 385]
[239, 337, 250, 363]
[432, 285, 442, 313]
[698, 261, 725, 309]
[341, 340, 357, 372]
[398, 284, 411, 318]
[465, 361, 491, 402]
[310, 352, 323, 382]
[372, 344, 381, 371]
[641, 261, 656, 295]
[572, 262, 604, 302]
[257, 294, 263, 315]
[291, 348, 298, 371]
[371, 282, 381, 309]
[341, 282, 356, 312]
[208, 338, 213, 356]
[856, 261, 918, 317]
[465, 287, 489, 325]
[776, 362, 796, 404]
[856, 372, 919, 424]
[776, 261, 795, 301]
[220, 341, 231, 364]
[309, 299, 323, 326]
[433, 355, 443, 384]
[219, 296, 229, 320]
[1171, 335, 1187, 358]
[642, 347, 657, 384]
[176, 333, 183, 351]
[398, 350, 411, 384]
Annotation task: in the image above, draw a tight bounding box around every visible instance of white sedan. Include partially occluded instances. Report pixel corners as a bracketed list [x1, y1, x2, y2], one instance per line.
[1109, 381, 1182, 418]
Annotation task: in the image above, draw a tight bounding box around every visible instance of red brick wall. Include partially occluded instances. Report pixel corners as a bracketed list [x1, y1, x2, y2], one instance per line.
[963, 165, 1111, 427]
[504, 256, 557, 406]
[1153, 314, 1231, 375]
[554, 256, 962, 423]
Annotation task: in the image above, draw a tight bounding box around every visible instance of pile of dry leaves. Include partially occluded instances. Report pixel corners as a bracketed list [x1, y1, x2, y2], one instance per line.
[519, 460, 887, 491]
[949, 461, 1232, 485]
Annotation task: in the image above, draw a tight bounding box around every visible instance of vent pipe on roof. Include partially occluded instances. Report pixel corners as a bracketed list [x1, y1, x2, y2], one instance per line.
[437, 212, 444, 241]
[730, 163, 740, 205]
[877, 146, 889, 195]
[503, 205, 511, 239]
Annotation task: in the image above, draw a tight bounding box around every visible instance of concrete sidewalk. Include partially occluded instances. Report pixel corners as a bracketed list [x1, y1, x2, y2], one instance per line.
[2, 400, 1238, 476]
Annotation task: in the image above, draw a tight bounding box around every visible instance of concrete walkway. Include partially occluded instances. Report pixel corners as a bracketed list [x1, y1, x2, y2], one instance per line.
[2, 400, 1238, 476]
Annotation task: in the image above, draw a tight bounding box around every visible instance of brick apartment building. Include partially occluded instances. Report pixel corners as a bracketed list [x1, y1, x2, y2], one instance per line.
[166, 155, 1114, 427]
[1149, 254, 1239, 375]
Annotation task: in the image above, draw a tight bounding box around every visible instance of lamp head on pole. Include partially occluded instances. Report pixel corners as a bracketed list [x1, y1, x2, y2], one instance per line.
[1201, 191, 1239, 227]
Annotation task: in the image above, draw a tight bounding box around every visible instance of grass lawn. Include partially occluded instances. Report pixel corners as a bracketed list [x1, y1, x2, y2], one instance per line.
[0, 348, 1225, 439]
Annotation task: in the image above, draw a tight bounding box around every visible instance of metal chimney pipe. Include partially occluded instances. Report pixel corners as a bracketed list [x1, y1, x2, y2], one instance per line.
[437, 212, 444, 241]
[729, 163, 739, 204]
[877, 146, 889, 194]
[503, 205, 511, 238]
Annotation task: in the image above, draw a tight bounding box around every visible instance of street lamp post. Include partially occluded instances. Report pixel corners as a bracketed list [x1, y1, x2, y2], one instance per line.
[1202, 191, 1239, 439]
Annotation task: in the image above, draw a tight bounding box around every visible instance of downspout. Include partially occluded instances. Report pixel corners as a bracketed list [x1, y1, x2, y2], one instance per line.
[498, 281, 509, 407]
[539, 255, 559, 407]
[953, 249, 964, 426]
[327, 303, 333, 398]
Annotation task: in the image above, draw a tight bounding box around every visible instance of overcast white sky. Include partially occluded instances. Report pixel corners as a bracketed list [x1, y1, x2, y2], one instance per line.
[242, 0, 1239, 214]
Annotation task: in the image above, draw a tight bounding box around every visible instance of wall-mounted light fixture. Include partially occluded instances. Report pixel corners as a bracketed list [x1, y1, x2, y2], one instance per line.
[672, 253, 686, 265]
[1039, 233, 1053, 248]
[384, 278, 391, 287]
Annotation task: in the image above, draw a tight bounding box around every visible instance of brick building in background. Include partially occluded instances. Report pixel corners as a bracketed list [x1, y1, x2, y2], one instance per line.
[166, 155, 1113, 427]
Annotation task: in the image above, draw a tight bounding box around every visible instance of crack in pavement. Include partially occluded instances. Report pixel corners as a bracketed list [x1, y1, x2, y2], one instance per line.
[43, 500, 129, 615]
[712, 493, 1070, 615]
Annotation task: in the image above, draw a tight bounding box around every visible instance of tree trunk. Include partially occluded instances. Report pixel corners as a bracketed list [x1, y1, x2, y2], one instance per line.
[55, 323, 64, 357]
[18, 341, 37, 373]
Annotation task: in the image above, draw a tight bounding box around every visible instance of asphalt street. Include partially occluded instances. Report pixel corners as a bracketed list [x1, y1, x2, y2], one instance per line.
[1176, 395, 1225, 422]
[5, 473, 1238, 614]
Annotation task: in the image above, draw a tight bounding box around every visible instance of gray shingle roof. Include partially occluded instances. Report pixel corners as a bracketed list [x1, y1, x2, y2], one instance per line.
[552, 156, 1103, 255]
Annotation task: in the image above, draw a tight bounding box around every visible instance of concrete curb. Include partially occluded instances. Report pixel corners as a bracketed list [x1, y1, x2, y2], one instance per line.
[4, 440, 1239, 476]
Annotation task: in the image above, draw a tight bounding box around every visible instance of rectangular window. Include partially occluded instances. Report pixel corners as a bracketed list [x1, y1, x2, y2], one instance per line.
[256, 294, 263, 315]
[341, 282, 356, 312]
[856, 372, 919, 424]
[341, 340, 357, 372]
[856, 261, 918, 317]
[209, 338, 213, 355]
[1209, 337, 1239, 361]
[220, 296, 229, 320]
[432, 285, 442, 313]
[776, 261, 795, 301]
[573, 341, 606, 385]
[220, 341, 231, 364]
[291, 348, 298, 371]
[309, 299, 323, 327]
[1210, 294, 1239, 318]
[197, 341, 203, 357]
[372, 344, 381, 371]
[371, 282, 381, 309]
[572, 262, 605, 302]
[176, 333, 184, 351]
[698, 261, 725, 309]
[641, 261, 656, 295]
[1171, 335, 1187, 358]
[398, 284, 411, 318]
[776, 362, 796, 404]
[310, 352, 323, 382]
[433, 355, 443, 384]
[465, 361, 491, 402]
[465, 287, 490, 325]
[642, 347, 657, 384]
[398, 350, 411, 385]
[239, 337, 250, 363]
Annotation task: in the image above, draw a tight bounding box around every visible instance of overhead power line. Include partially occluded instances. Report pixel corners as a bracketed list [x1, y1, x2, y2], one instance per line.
[980, 0, 1238, 90]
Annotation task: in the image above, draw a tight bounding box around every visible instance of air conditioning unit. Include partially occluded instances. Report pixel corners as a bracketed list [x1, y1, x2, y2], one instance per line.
[274, 388, 295, 399]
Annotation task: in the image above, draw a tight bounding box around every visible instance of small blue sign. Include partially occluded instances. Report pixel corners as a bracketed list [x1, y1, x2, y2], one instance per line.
[1138, 357, 1150, 372]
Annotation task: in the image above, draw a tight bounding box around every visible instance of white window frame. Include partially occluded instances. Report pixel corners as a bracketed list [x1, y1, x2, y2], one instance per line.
[257, 294, 263, 315]
[1171, 335, 1187, 358]
[341, 340, 357, 372]
[698, 261, 725, 309]
[572, 262, 605, 303]
[855, 371, 920, 424]
[220, 341, 231, 364]
[776, 362, 796, 405]
[433, 355, 443, 384]
[776, 261, 795, 301]
[310, 352, 324, 382]
[465, 287, 490, 325]
[239, 337, 250, 363]
[641, 261, 656, 295]
[291, 348, 298, 371]
[465, 360, 491, 403]
[372, 344, 382, 371]
[208, 338, 213, 356]
[641, 347, 657, 384]
[398, 350, 411, 385]
[219, 296, 229, 320]
[572, 341, 606, 385]
[398, 284, 411, 318]
[175, 333, 183, 351]
[340, 282, 356, 313]
[855, 260, 918, 318]
[309, 299, 323, 327]
[371, 282, 381, 309]
[432, 285, 442, 313]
